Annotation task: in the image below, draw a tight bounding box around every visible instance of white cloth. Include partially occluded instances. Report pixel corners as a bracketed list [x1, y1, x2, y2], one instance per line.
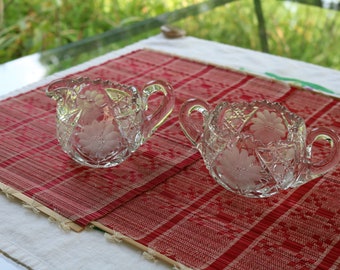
[1, 34, 340, 270]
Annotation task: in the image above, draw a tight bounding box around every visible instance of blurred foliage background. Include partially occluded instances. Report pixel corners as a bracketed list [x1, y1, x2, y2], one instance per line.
[1, 0, 339, 70]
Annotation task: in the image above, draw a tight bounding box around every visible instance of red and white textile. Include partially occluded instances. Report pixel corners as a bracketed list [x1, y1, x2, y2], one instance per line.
[0, 35, 339, 270]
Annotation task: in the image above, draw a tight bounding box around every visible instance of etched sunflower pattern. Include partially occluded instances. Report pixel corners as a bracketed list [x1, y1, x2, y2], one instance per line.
[216, 145, 262, 191]
[77, 119, 122, 160]
[250, 110, 287, 144]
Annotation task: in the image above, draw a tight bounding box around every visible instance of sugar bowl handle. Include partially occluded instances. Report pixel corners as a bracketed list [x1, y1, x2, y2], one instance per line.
[306, 127, 340, 178]
[179, 98, 210, 146]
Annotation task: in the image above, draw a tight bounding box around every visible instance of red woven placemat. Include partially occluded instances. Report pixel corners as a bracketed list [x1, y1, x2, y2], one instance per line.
[94, 50, 339, 269]
[0, 49, 339, 269]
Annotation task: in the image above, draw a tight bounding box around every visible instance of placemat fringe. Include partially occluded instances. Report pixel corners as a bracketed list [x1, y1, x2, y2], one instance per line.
[93, 221, 190, 270]
[22, 201, 41, 215]
[104, 231, 126, 243]
[142, 248, 158, 262]
[48, 216, 73, 232]
[1, 185, 16, 200]
[0, 182, 83, 232]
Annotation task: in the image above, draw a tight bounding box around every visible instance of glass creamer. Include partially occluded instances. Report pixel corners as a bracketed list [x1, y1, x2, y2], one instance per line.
[47, 77, 174, 168]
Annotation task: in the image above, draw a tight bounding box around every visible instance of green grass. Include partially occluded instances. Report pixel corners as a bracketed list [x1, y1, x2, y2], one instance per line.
[173, 0, 340, 69]
[1, 0, 199, 61]
[1, 0, 340, 70]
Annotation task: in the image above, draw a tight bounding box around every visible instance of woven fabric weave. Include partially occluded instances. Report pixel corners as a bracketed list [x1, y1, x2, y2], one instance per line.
[0, 49, 339, 269]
